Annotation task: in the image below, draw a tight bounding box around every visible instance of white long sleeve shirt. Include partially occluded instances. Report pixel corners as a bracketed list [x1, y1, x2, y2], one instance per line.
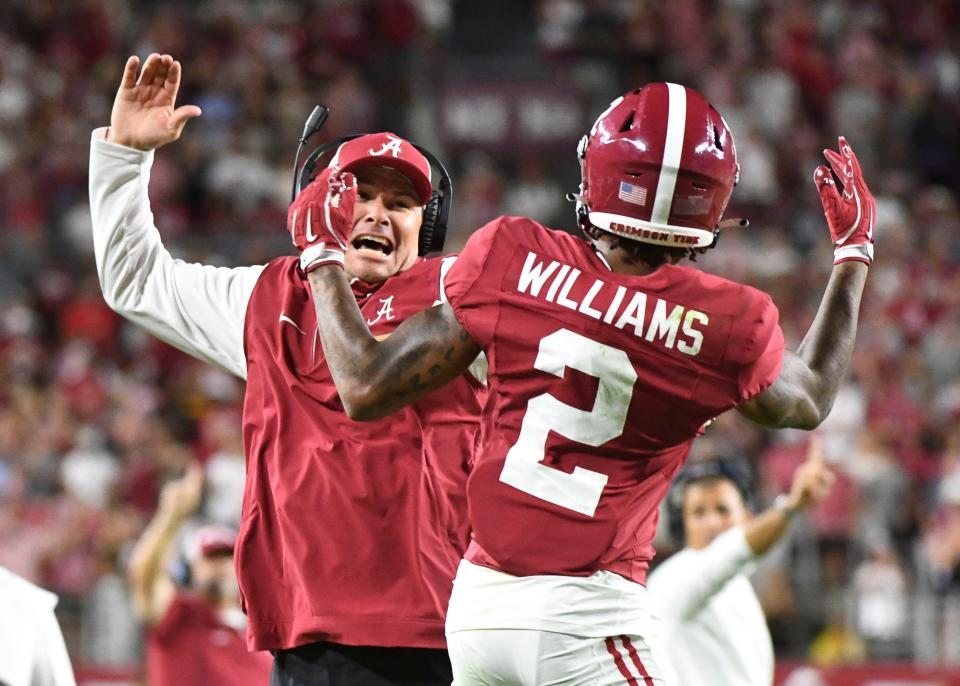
[88, 128, 476, 383]
[87, 128, 473, 382]
[0, 567, 76, 686]
[88, 127, 264, 379]
[647, 527, 773, 686]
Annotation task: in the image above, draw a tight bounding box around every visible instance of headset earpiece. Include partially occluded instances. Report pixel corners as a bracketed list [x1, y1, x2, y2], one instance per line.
[576, 202, 591, 234]
[412, 145, 452, 255]
[419, 191, 446, 255]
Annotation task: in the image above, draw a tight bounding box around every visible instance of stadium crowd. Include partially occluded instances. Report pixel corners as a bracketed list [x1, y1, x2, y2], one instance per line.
[0, 0, 958, 673]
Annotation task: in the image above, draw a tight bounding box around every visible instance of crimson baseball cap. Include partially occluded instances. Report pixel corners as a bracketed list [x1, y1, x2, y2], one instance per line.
[187, 525, 237, 561]
[328, 132, 433, 205]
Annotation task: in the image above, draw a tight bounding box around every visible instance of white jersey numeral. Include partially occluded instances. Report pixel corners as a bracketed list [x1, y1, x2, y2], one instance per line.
[499, 328, 637, 516]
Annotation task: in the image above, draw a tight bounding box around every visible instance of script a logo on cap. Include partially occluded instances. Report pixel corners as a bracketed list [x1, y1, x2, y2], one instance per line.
[369, 134, 404, 158]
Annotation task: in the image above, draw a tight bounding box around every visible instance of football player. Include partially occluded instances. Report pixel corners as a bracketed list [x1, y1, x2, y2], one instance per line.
[89, 54, 483, 685]
[295, 82, 875, 684]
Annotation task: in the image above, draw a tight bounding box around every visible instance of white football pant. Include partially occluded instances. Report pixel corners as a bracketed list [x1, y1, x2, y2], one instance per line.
[448, 629, 676, 686]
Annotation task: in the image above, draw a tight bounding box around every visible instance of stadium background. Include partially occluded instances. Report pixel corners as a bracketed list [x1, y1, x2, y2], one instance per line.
[1, 0, 959, 683]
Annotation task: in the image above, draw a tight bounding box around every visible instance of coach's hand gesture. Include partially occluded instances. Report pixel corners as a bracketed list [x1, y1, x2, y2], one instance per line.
[108, 53, 201, 151]
[785, 437, 836, 513]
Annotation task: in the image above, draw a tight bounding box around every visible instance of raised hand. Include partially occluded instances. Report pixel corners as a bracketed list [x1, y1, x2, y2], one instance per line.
[288, 167, 357, 273]
[157, 462, 205, 521]
[785, 437, 836, 513]
[813, 136, 877, 265]
[108, 54, 202, 151]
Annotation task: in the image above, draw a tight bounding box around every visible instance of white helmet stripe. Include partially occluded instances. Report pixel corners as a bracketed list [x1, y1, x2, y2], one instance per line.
[590, 95, 624, 136]
[650, 83, 687, 225]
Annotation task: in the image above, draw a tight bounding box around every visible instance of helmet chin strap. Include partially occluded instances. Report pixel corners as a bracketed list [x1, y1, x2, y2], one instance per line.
[565, 194, 620, 272]
[565, 190, 595, 238]
[571, 134, 591, 239]
[708, 227, 720, 250]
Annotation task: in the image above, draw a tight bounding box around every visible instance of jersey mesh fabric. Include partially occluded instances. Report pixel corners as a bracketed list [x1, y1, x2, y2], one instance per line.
[443, 216, 784, 584]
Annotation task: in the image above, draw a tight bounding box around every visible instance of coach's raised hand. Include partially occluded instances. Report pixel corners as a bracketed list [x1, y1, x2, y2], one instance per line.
[783, 438, 835, 513]
[108, 54, 202, 151]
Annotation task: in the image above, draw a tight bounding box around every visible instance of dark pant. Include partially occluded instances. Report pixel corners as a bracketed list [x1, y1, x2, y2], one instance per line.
[270, 641, 453, 686]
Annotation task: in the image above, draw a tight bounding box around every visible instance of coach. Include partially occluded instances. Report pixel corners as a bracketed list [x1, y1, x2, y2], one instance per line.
[648, 441, 834, 686]
[88, 53, 482, 685]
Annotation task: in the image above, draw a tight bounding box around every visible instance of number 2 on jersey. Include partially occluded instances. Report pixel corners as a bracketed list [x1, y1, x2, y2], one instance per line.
[499, 328, 637, 516]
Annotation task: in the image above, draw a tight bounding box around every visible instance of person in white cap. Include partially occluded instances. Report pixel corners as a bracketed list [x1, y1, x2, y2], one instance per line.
[127, 463, 271, 686]
[89, 53, 483, 685]
[0, 566, 76, 686]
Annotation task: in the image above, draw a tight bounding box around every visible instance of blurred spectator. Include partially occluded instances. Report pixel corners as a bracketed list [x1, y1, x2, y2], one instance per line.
[851, 538, 909, 656]
[59, 426, 118, 509]
[127, 463, 271, 685]
[199, 408, 245, 527]
[79, 511, 141, 667]
[809, 611, 868, 667]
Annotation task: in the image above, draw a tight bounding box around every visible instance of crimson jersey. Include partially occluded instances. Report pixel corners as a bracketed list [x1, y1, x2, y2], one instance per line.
[443, 217, 783, 584]
[239, 256, 483, 651]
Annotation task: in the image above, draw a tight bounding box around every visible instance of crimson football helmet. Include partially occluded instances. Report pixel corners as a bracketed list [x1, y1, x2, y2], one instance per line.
[576, 83, 739, 249]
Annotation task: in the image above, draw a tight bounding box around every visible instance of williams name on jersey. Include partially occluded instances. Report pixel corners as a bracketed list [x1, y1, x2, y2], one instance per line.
[516, 252, 708, 357]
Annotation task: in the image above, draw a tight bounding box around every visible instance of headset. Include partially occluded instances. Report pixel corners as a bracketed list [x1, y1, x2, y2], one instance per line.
[291, 106, 453, 256]
[666, 456, 757, 545]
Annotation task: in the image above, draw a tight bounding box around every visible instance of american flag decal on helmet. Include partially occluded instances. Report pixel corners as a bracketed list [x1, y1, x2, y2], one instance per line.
[618, 180, 648, 206]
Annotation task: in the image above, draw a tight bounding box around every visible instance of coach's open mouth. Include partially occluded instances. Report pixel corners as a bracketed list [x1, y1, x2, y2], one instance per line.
[351, 234, 394, 257]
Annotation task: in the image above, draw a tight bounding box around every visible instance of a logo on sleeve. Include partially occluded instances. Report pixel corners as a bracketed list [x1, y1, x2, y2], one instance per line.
[366, 295, 397, 325]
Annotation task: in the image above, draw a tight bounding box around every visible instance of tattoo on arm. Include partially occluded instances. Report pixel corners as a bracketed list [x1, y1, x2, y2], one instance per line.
[307, 267, 481, 420]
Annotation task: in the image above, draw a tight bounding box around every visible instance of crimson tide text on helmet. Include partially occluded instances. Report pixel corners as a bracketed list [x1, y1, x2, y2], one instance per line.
[576, 82, 740, 250]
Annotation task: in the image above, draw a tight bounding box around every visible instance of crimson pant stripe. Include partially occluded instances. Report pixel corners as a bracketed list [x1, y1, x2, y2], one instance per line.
[605, 637, 639, 686]
[621, 635, 656, 686]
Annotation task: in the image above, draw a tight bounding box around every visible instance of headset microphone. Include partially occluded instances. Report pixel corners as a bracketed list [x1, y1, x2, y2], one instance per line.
[291, 106, 330, 202]
[301, 106, 329, 143]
